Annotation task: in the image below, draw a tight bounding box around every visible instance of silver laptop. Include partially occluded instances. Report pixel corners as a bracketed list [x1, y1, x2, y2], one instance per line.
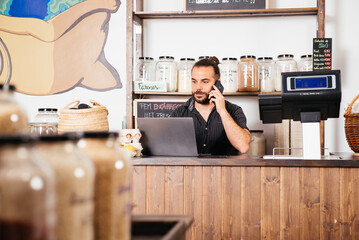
[137, 117, 198, 156]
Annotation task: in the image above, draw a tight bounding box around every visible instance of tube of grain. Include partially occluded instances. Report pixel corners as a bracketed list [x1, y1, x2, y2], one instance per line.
[77, 132, 132, 240]
[36, 134, 95, 240]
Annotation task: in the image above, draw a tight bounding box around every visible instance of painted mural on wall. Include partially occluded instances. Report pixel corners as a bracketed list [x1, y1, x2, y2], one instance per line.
[0, 0, 121, 95]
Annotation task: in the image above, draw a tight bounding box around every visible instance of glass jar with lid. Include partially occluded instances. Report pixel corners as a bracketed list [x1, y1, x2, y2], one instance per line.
[247, 130, 266, 156]
[258, 57, 275, 93]
[298, 54, 313, 71]
[177, 58, 195, 93]
[135, 57, 156, 82]
[220, 57, 238, 93]
[30, 108, 59, 135]
[238, 55, 259, 92]
[0, 135, 56, 240]
[155, 56, 177, 92]
[275, 54, 297, 91]
[77, 132, 132, 240]
[34, 108, 59, 124]
[0, 84, 28, 134]
[198, 56, 210, 60]
[36, 134, 95, 240]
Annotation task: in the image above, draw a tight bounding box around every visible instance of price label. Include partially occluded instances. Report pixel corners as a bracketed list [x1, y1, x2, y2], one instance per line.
[134, 81, 166, 92]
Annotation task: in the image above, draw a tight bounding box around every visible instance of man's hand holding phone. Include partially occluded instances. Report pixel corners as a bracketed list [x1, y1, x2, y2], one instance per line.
[209, 80, 226, 115]
[214, 80, 224, 93]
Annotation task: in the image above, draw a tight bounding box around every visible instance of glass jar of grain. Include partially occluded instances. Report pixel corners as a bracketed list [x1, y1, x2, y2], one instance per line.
[220, 57, 239, 93]
[275, 54, 297, 91]
[30, 108, 59, 136]
[177, 58, 195, 93]
[298, 54, 313, 72]
[135, 57, 156, 82]
[258, 57, 275, 93]
[238, 55, 259, 92]
[36, 134, 95, 240]
[77, 132, 132, 240]
[0, 84, 28, 134]
[155, 56, 177, 92]
[0, 135, 56, 240]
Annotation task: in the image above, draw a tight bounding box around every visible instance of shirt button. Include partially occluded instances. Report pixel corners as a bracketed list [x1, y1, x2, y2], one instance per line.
[203, 144, 206, 147]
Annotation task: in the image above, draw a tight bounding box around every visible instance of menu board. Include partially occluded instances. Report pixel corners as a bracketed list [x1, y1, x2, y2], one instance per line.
[313, 38, 332, 70]
[186, 0, 266, 11]
[134, 99, 185, 127]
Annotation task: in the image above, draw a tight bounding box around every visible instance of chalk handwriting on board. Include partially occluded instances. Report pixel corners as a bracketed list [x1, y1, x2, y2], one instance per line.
[153, 103, 183, 111]
[313, 38, 332, 70]
[135, 100, 185, 119]
[318, 43, 329, 48]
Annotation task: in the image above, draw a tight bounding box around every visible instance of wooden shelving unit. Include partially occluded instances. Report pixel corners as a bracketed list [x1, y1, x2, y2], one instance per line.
[127, 2, 329, 239]
[126, 1, 325, 128]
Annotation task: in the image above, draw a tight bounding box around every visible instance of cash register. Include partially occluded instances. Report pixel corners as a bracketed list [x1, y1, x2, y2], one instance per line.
[258, 70, 341, 159]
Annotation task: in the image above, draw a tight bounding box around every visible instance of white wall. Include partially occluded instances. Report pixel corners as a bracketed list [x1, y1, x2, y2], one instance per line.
[325, 0, 359, 152]
[14, 0, 359, 153]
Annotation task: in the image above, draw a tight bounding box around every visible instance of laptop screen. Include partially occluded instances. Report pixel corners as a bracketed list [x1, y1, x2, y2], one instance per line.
[137, 117, 198, 157]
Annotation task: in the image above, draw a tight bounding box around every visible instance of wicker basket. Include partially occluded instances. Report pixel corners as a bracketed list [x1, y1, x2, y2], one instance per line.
[344, 94, 359, 156]
[58, 100, 109, 134]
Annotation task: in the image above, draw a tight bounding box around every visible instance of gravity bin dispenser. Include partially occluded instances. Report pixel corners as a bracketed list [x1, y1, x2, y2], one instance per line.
[258, 70, 341, 159]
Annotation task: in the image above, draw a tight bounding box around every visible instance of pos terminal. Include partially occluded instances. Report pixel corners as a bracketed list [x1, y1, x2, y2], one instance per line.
[258, 70, 341, 159]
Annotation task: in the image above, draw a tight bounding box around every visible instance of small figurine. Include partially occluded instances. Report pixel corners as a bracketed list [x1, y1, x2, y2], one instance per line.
[118, 129, 143, 157]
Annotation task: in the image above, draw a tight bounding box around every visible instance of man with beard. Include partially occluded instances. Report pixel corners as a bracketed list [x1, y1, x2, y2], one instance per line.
[171, 57, 251, 155]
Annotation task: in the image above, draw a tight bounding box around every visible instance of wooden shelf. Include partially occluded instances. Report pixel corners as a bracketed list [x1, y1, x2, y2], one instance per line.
[134, 8, 318, 19]
[126, 0, 325, 129]
[134, 91, 259, 96]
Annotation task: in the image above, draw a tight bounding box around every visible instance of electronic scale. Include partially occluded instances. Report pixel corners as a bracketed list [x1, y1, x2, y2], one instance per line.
[258, 70, 341, 159]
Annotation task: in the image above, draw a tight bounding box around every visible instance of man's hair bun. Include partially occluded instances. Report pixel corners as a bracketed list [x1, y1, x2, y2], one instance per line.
[209, 56, 220, 65]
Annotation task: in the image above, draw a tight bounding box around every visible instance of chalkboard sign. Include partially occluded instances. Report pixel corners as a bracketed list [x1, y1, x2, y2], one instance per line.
[186, 0, 266, 11]
[313, 38, 332, 70]
[134, 99, 185, 128]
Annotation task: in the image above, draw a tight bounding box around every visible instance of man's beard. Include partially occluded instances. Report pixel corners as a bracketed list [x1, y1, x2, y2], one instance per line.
[193, 91, 210, 104]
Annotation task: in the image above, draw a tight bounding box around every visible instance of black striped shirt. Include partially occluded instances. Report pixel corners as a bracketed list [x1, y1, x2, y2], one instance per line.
[171, 97, 249, 155]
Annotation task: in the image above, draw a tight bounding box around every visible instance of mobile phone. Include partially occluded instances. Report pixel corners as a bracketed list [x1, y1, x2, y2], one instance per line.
[214, 80, 224, 93]
[210, 80, 224, 102]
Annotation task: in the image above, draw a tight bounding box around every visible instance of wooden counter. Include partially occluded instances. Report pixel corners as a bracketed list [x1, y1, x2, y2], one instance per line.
[131, 153, 359, 240]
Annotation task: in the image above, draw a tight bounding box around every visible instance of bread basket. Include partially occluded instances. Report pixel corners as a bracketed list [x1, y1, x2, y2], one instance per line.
[344, 94, 359, 156]
[58, 100, 109, 134]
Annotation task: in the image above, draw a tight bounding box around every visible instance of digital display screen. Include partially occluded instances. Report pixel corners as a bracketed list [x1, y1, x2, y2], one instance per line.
[295, 77, 327, 89]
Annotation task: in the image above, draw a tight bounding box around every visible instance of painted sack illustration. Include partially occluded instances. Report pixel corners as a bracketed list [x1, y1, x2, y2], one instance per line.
[0, 0, 121, 95]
